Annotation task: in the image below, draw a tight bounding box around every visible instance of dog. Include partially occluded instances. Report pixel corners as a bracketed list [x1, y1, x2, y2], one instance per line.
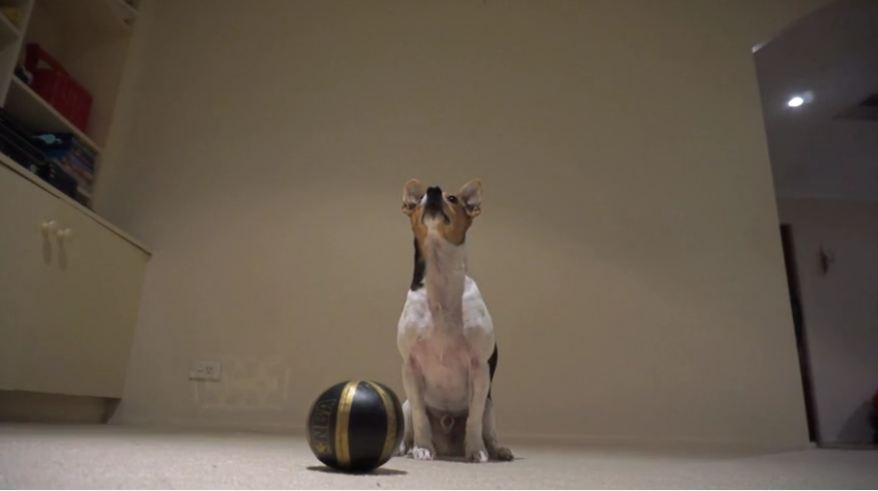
[395, 178, 513, 463]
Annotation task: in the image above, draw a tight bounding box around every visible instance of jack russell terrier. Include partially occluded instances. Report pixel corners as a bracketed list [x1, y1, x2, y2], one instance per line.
[396, 178, 513, 463]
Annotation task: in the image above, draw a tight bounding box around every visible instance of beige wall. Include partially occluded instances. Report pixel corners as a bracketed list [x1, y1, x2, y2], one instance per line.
[96, 0, 828, 446]
[779, 198, 878, 444]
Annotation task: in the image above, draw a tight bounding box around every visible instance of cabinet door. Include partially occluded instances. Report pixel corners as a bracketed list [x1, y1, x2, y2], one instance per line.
[13, 198, 148, 397]
[0, 164, 60, 390]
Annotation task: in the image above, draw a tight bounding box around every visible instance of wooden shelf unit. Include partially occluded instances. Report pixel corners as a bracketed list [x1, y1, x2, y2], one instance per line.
[0, 0, 138, 207]
[0, 9, 21, 43]
[0, 1, 149, 407]
[38, 0, 136, 36]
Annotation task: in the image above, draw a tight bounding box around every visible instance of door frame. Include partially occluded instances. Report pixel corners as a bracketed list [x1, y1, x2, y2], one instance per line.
[779, 223, 820, 443]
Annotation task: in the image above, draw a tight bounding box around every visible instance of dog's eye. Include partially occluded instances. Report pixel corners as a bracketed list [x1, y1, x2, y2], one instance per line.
[447, 195, 458, 204]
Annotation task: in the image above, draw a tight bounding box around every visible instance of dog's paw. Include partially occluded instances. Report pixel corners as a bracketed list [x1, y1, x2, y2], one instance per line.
[410, 445, 435, 461]
[395, 441, 411, 457]
[492, 446, 514, 461]
[466, 447, 489, 463]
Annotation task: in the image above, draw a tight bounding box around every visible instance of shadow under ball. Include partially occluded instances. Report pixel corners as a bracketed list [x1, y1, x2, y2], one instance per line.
[307, 380, 404, 472]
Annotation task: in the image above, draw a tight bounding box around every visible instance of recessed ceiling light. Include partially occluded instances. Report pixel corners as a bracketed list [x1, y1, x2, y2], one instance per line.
[787, 96, 805, 108]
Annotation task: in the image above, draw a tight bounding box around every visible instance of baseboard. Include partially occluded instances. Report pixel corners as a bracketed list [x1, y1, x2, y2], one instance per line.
[501, 429, 813, 452]
[0, 390, 120, 424]
[110, 414, 305, 434]
[819, 442, 878, 450]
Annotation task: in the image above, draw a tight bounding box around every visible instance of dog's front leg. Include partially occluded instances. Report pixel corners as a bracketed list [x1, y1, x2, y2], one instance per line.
[395, 399, 413, 456]
[465, 359, 490, 463]
[402, 359, 435, 460]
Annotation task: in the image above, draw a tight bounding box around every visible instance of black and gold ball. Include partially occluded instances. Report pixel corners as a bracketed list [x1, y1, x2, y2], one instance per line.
[307, 380, 404, 472]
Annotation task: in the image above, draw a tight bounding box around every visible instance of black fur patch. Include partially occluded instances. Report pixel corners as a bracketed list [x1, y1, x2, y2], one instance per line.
[488, 343, 498, 399]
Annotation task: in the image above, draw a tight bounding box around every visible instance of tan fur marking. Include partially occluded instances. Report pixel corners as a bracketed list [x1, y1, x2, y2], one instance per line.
[437, 194, 472, 245]
[409, 207, 429, 247]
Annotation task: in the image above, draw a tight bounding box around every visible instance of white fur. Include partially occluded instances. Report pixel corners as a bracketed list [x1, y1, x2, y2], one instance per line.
[398, 275, 494, 412]
[396, 219, 509, 462]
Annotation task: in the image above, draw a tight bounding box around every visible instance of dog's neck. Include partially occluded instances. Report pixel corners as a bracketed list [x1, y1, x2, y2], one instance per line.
[413, 234, 467, 333]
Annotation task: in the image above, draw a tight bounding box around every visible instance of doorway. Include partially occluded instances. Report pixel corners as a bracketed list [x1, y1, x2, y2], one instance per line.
[756, 0, 878, 446]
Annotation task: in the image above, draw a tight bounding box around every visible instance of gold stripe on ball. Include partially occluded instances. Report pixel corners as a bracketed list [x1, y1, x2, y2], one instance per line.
[367, 381, 397, 463]
[334, 380, 359, 468]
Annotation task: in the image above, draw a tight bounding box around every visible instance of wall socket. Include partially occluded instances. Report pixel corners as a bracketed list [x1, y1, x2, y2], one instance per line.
[189, 360, 222, 381]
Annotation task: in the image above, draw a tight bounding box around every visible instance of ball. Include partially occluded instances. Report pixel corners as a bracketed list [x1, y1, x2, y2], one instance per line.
[307, 380, 404, 472]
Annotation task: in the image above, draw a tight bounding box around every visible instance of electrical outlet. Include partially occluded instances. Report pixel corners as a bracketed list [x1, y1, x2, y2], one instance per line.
[189, 360, 222, 381]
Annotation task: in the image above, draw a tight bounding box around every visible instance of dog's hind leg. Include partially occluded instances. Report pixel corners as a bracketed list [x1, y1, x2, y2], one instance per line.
[396, 399, 414, 456]
[483, 397, 514, 461]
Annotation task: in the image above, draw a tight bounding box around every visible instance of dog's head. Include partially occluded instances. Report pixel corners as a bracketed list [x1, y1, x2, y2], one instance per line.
[402, 178, 483, 245]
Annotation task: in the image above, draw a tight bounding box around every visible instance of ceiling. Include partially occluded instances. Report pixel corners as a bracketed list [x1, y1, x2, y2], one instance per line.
[755, 0, 878, 201]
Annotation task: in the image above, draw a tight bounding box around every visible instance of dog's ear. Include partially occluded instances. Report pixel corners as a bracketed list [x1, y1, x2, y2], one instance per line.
[458, 179, 483, 217]
[402, 178, 425, 215]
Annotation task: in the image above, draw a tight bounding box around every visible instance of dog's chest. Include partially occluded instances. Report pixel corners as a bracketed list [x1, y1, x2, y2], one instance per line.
[397, 276, 494, 412]
[410, 335, 473, 411]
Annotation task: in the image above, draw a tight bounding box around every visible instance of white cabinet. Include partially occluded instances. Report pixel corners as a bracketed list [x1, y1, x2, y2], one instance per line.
[0, 159, 149, 397]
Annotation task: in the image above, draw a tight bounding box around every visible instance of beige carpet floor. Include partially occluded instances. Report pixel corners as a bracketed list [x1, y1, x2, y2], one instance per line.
[2, 423, 878, 489]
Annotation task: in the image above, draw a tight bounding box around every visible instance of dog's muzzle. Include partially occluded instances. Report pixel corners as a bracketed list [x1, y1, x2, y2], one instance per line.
[423, 186, 448, 222]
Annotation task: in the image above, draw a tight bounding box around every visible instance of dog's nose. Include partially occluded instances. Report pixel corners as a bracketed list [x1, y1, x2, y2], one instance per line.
[425, 187, 443, 208]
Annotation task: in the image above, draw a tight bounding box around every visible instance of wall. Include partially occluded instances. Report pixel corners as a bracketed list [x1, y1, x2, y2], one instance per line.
[779, 198, 878, 445]
[95, 0, 828, 446]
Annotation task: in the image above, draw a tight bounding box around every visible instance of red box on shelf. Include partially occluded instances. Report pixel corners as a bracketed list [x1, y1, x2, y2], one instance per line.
[24, 43, 92, 133]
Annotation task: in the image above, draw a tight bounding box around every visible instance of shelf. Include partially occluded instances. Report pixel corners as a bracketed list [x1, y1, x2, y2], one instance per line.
[107, 0, 138, 25]
[38, 0, 136, 36]
[77, 186, 93, 201]
[5, 77, 103, 154]
[0, 10, 21, 45]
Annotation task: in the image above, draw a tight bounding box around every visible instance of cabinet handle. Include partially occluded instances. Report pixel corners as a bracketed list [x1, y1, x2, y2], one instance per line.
[56, 228, 73, 241]
[41, 219, 57, 233]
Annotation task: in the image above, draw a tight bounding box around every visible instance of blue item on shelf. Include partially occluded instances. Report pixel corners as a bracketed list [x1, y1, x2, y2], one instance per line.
[31, 132, 97, 193]
[0, 109, 81, 201]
